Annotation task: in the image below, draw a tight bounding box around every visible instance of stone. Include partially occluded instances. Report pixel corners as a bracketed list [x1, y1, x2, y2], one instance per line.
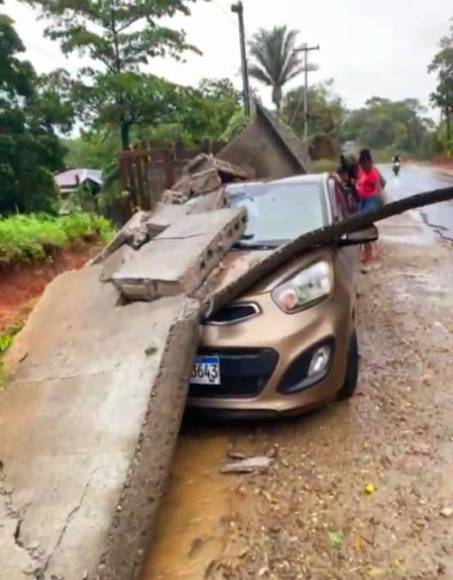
[219, 456, 273, 475]
[113, 207, 247, 302]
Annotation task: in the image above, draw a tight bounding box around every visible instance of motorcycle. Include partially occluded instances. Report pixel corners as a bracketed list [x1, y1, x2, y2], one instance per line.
[393, 161, 401, 176]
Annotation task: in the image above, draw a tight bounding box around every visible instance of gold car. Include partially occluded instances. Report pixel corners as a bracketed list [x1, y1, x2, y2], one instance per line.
[188, 174, 377, 418]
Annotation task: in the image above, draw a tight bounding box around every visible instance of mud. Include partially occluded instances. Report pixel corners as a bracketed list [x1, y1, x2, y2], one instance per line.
[0, 243, 101, 332]
[143, 212, 453, 579]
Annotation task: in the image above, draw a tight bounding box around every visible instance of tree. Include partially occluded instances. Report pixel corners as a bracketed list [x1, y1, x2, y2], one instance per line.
[173, 78, 242, 143]
[23, 0, 203, 149]
[429, 19, 453, 152]
[0, 14, 68, 214]
[132, 78, 243, 146]
[248, 26, 304, 113]
[283, 80, 345, 138]
[338, 97, 435, 158]
[74, 72, 180, 146]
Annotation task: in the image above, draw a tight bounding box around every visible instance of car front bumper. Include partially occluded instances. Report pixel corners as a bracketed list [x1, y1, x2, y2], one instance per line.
[187, 292, 353, 415]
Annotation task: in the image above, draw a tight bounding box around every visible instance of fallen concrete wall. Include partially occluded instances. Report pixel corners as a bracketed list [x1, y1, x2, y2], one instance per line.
[0, 151, 254, 580]
[112, 208, 247, 301]
[0, 266, 201, 580]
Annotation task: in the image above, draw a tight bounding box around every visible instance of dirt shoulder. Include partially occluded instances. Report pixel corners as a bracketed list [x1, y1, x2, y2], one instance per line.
[0, 243, 101, 333]
[145, 211, 453, 580]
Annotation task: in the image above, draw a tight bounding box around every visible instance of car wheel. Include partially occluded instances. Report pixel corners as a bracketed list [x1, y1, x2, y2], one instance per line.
[337, 328, 359, 400]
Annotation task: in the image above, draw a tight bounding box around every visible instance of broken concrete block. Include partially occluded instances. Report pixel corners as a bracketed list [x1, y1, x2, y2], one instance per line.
[144, 202, 192, 236]
[160, 189, 187, 205]
[100, 244, 136, 282]
[90, 210, 151, 264]
[185, 167, 222, 196]
[185, 188, 226, 213]
[0, 267, 201, 580]
[112, 207, 247, 302]
[165, 168, 222, 203]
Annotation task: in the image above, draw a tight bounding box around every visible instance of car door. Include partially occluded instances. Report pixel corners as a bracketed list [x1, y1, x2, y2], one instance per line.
[328, 176, 360, 300]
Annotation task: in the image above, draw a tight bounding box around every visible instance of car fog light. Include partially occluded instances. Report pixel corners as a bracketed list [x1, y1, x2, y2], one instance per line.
[308, 345, 331, 377]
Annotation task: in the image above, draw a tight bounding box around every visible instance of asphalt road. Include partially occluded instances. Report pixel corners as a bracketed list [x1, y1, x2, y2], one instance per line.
[379, 164, 453, 239]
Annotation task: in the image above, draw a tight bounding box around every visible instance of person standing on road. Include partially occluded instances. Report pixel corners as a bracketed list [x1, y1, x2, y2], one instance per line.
[357, 148, 386, 270]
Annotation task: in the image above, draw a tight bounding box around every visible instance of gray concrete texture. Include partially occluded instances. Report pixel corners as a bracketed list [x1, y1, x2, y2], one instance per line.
[0, 266, 201, 579]
[112, 207, 247, 302]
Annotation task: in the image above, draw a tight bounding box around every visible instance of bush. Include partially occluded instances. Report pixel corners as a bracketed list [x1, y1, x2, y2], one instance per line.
[0, 212, 114, 266]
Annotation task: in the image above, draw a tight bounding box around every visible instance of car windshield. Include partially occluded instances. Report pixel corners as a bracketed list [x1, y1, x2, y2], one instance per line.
[227, 180, 327, 249]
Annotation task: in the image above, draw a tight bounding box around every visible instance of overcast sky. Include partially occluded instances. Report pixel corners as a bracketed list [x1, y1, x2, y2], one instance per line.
[3, 0, 451, 118]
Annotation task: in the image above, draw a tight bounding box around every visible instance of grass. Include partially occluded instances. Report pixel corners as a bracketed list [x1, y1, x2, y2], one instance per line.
[0, 322, 23, 390]
[0, 212, 114, 266]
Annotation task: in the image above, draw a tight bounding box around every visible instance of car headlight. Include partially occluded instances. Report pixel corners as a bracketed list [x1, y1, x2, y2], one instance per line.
[271, 261, 333, 314]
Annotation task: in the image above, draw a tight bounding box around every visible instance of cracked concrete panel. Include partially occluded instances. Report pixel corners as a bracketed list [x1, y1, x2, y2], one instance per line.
[0, 266, 201, 579]
[0, 497, 39, 580]
[113, 207, 247, 302]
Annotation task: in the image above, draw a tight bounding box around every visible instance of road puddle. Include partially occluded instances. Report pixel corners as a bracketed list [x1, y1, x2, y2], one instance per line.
[141, 422, 243, 580]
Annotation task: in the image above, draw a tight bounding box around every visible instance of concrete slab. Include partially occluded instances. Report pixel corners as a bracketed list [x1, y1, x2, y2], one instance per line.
[113, 207, 247, 302]
[91, 210, 151, 265]
[185, 188, 226, 213]
[0, 266, 201, 579]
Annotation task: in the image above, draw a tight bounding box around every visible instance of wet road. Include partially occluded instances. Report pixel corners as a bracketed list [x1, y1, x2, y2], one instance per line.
[380, 164, 453, 239]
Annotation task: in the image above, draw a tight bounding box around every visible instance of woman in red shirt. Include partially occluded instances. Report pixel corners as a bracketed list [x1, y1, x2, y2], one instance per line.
[357, 148, 385, 268]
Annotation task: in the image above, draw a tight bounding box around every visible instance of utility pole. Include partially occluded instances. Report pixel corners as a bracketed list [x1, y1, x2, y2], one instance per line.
[296, 44, 320, 141]
[231, 1, 251, 117]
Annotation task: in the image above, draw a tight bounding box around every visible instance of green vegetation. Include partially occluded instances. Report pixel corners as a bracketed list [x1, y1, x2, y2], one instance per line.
[281, 80, 436, 160]
[25, 0, 203, 150]
[0, 322, 23, 389]
[339, 97, 436, 159]
[0, 14, 70, 215]
[283, 80, 345, 139]
[429, 19, 453, 154]
[0, 213, 114, 266]
[0, 323, 23, 357]
[248, 26, 304, 113]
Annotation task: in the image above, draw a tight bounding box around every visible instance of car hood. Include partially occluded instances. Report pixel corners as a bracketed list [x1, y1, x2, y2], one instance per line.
[211, 246, 334, 297]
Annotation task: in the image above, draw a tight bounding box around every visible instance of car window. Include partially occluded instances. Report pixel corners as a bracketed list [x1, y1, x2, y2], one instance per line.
[227, 180, 327, 248]
[329, 178, 350, 221]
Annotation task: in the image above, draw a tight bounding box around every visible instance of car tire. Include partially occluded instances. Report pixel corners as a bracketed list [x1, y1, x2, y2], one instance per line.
[337, 328, 359, 400]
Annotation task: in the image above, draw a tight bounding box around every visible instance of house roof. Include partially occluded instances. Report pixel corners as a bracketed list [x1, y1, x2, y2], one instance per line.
[255, 102, 310, 173]
[55, 169, 103, 190]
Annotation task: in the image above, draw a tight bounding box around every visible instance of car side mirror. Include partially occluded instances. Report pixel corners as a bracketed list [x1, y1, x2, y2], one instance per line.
[338, 225, 379, 246]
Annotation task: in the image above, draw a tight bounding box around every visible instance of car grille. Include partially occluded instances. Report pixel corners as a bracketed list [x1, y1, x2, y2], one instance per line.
[206, 303, 260, 325]
[189, 347, 278, 399]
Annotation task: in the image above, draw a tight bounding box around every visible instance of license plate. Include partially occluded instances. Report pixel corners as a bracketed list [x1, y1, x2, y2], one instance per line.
[191, 356, 221, 386]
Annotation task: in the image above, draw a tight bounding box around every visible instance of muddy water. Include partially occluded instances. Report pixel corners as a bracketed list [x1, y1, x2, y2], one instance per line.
[142, 422, 245, 580]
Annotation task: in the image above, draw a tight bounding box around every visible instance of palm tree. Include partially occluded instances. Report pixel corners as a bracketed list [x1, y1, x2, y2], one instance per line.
[248, 26, 304, 114]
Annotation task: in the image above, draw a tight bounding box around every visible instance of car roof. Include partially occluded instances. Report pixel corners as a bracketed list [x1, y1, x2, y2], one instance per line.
[226, 173, 330, 195]
[225, 173, 329, 197]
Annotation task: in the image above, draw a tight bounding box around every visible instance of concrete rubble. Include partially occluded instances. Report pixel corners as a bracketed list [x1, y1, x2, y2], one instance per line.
[0, 154, 251, 580]
[112, 208, 247, 301]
